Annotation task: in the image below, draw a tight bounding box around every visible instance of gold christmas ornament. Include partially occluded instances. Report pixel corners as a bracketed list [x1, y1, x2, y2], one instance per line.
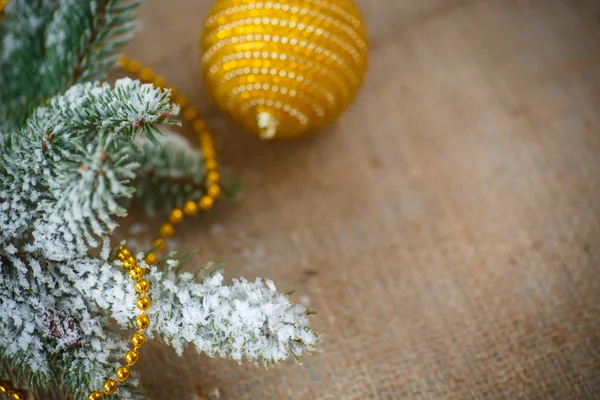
[200, 0, 369, 139]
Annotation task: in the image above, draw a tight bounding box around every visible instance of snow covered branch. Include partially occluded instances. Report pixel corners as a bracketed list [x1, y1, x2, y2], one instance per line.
[140, 257, 318, 366]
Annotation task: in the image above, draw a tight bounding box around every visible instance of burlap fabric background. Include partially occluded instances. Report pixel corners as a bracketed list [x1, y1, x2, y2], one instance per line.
[120, 0, 600, 398]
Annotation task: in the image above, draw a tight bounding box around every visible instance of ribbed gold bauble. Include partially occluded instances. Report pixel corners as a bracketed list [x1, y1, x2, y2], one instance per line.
[200, 0, 369, 139]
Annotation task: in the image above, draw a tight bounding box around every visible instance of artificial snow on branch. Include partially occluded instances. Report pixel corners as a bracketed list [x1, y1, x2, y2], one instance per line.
[0, 0, 139, 131]
[139, 256, 318, 366]
[0, 79, 179, 261]
[132, 130, 207, 214]
[0, 2, 318, 398]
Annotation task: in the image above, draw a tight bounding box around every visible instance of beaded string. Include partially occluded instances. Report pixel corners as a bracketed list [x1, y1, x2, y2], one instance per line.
[85, 245, 152, 400]
[118, 54, 223, 265]
[0, 56, 223, 399]
[0, 383, 24, 400]
[85, 57, 224, 399]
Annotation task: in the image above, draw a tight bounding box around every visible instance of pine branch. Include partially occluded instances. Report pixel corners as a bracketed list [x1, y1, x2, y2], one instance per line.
[130, 130, 207, 214]
[0, 79, 179, 260]
[0, 250, 144, 400]
[0, 0, 139, 131]
[139, 256, 318, 366]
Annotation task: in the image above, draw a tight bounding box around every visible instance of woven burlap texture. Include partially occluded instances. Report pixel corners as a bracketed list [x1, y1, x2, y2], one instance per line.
[118, 0, 600, 398]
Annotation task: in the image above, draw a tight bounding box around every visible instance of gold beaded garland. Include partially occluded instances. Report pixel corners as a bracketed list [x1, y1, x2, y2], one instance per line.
[135, 314, 151, 330]
[137, 296, 151, 312]
[122, 257, 135, 269]
[103, 379, 118, 395]
[160, 222, 175, 238]
[116, 366, 131, 382]
[125, 350, 140, 366]
[152, 238, 166, 252]
[132, 332, 146, 349]
[183, 200, 198, 216]
[11, 391, 25, 400]
[129, 265, 144, 280]
[168, 208, 184, 225]
[117, 54, 225, 267]
[200, 0, 369, 139]
[0, 382, 25, 400]
[135, 279, 151, 294]
[88, 391, 103, 400]
[80, 245, 155, 398]
[199, 196, 214, 210]
[0, 0, 8, 17]
[145, 252, 157, 265]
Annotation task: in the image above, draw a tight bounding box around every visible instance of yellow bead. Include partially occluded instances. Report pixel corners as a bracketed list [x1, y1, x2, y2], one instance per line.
[125, 350, 140, 367]
[168, 208, 184, 225]
[137, 296, 151, 311]
[145, 252, 157, 265]
[136, 314, 150, 330]
[130, 265, 144, 280]
[125, 349, 140, 366]
[206, 171, 220, 184]
[205, 159, 217, 170]
[160, 222, 175, 238]
[118, 247, 131, 260]
[118, 55, 128, 67]
[135, 279, 150, 293]
[153, 76, 167, 88]
[183, 200, 198, 216]
[11, 390, 25, 400]
[198, 196, 213, 210]
[183, 107, 198, 121]
[192, 119, 206, 133]
[132, 332, 146, 348]
[88, 391, 103, 400]
[207, 184, 221, 199]
[139, 67, 154, 82]
[122, 256, 136, 269]
[174, 94, 189, 108]
[202, 148, 216, 159]
[199, 131, 213, 143]
[0, 381, 10, 394]
[127, 59, 141, 73]
[116, 365, 130, 382]
[12, 391, 26, 400]
[103, 379, 118, 395]
[152, 238, 166, 252]
[200, 0, 368, 139]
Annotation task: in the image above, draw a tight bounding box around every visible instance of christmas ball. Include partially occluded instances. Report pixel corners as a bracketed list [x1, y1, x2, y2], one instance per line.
[200, 0, 369, 139]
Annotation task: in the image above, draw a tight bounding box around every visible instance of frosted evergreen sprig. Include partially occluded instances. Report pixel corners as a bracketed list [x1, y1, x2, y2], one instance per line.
[139, 256, 318, 366]
[42, 78, 180, 145]
[0, 0, 140, 131]
[0, 248, 144, 399]
[132, 131, 207, 214]
[0, 79, 179, 261]
[1, 244, 317, 399]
